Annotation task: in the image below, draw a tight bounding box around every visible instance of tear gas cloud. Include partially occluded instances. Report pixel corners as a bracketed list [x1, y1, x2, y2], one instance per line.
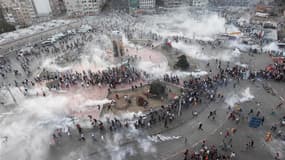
[79, 98, 112, 108]
[80, 46, 113, 71]
[42, 57, 72, 72]
[137, 10, 248, 62]
[142, 11, 226, 39]
[136, 60, 208, 79]
[0, 89, 158, 160]
[228, 40, 251, 52]
[171, 41, 242, 61]
[262, 42, 281, 52]
[104, 130, 157, 160]
[225, 87, 255, 107]
[42, 35, 114, 72]
[102, 111, 145, 122]
[0, 93, 71, 160]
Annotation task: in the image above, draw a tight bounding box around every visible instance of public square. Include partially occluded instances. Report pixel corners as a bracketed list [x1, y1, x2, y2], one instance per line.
[0, 1, 285, 160]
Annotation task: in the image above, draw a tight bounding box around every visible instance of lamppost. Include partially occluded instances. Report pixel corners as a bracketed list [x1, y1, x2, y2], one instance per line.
[178, 96, 182, 117]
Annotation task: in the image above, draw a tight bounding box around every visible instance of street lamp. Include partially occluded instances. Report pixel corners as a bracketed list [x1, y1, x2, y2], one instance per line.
[178, 95, 182, 117]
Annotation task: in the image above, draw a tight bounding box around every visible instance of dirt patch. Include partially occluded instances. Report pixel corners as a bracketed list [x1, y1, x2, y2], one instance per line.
[103, 84, 181, 115]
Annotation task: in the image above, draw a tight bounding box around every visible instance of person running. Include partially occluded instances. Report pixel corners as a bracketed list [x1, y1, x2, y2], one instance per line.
[198, 122, 203, 130]
[80, 133, 85, 141]
[208, 111, 213, 119]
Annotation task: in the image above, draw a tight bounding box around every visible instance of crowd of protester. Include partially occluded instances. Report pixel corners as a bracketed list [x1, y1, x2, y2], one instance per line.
[36, 66, 141, 90]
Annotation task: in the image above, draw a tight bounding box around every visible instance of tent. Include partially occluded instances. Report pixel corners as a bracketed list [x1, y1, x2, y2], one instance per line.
[249, 117, 262, 128]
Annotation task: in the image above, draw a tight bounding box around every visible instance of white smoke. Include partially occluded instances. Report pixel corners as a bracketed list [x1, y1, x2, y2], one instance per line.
[101, 111, 145, 123]
[0, 85, 115, 160]
[142, 11, 226, 39]
[235, 62, 248, 68]
[171, 41, 242, 61]
[136, 60, 207, 79]
[225, 87, 255, 107]
[137, 138, 156, 153]
[228, 40, 251, 52]
[79, 99, 112, 108]
[122, 33, 136, 48]
[0, 89, 159, 160]
[100, 123, 156, 160]
[0, 94, 71, 160]
[41, 37, 115, 72]
[41, 58, 72, 72]
[237, 13, 251, 26]
[137, 60, 170, 77]
[0, 87, 24, 106]
[73, 34, 117, 72]
[263, 42, 281, 52]
[104, 133, 136, 160]
[80, 48, 113, 71]
[171, 42, 210, 61]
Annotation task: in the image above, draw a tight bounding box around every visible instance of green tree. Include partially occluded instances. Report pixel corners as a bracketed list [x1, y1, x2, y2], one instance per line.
[149, 81, 166, 97]
[174, 55, 189, 70]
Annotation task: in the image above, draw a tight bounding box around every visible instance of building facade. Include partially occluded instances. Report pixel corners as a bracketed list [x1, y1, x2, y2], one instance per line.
[2, 8, 17, 24]
[209, 0, 249, 6]
[109, 0, 129, 12]
[163, 0, 183, 8]
[0, 0, 37, 26]
[49, 0, 66, 16]
[190, 0, 208, 7]
[0, 5, 16, 33]
[64, 0, 83, 17]
[139, 0, 156, 9]
[64, 0, 102, 17]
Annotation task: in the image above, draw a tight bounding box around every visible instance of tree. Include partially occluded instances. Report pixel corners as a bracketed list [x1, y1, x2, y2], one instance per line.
[174, 55, 189, 70]
[149, 81, 166, 97]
